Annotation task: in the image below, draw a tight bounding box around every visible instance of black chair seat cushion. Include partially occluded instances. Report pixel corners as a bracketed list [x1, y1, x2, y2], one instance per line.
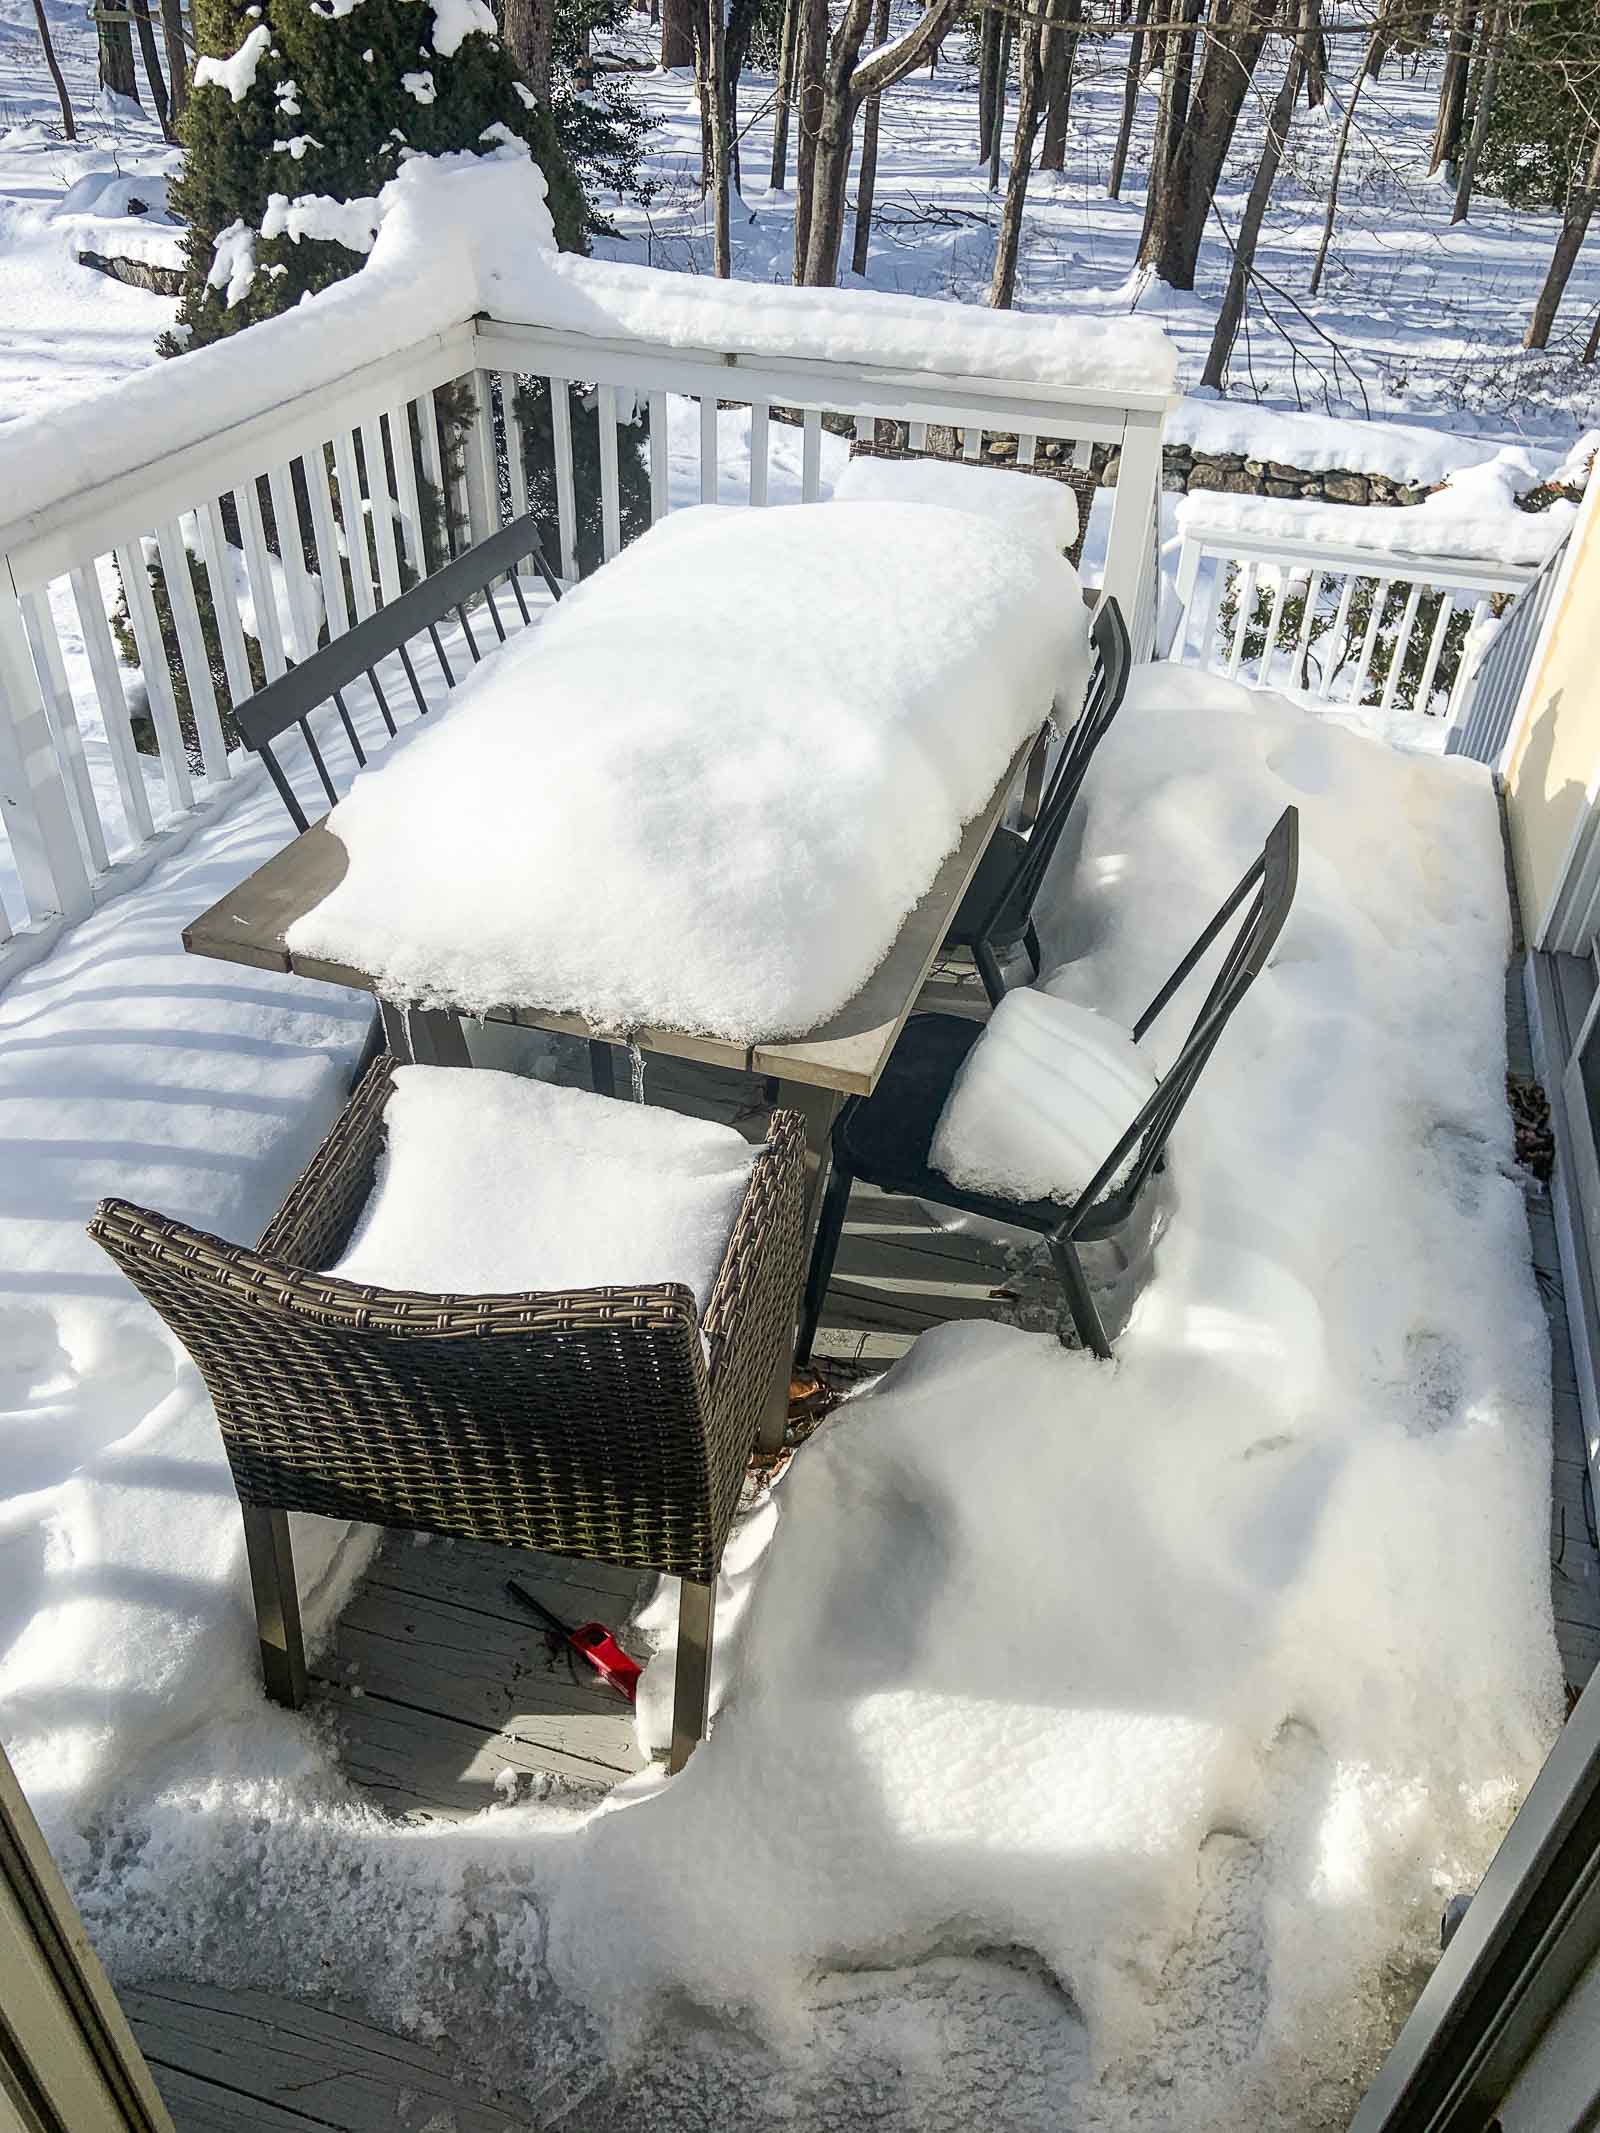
[835, 1013, 1135, 1241]
[943, 828, 1034, 950]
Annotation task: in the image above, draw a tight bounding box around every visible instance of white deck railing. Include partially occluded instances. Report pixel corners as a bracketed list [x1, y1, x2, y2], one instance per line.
[0, 308, 1171, 991]
[1445, 527, 1573, 768]
[1168, 510, 1540, 732]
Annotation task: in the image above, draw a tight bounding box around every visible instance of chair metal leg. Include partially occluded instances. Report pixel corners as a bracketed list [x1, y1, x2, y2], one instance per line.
[1049, 1241, 1113, 1360]
[587, 1040, 617, 1099]
[1025, 921, 1042, 980]
[241, 1505, 308, 1709]
[796, 1157, 853, 1367]
[668, 1576, 716, 1774]
[974, 940, 1008, 1008]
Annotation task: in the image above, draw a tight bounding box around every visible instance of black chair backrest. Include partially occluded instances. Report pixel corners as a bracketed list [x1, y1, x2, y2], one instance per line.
[235, 513, 562, 833]
[1057, 804, 1299, 1239]
[975, 595, 1133, 938]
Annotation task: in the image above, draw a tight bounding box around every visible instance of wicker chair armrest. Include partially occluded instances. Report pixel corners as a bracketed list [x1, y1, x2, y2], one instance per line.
[258, 1054, 397, 1269]
[700, 1107, 808, 1474]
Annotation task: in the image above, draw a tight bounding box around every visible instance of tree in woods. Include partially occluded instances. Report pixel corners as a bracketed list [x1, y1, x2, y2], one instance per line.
[98, 4, 142, 103]
[660, 0, 694, 66]
[1106, 0, 1151, 197]
[33, 0, 75, 137]
[850, 0, 893, 274]
[161, 0, 189, 124]
[1478, 0, 1600, 208]
[1140, 0, 1275, 288]
[1525, 128, 1600, 348]
[1308, 16, 1384, 295]
[990, 0, 1075, 306]
[769, 0, 799, 188]
[1450, 0, 1505, 222]
[1430, 0, 1476, 171]
[1038, 0, 1083, 173]
[1135, 0, 1201, 265]
[129, 0, 174, 137]
[790, 0, 960, 286]
[1201, 0, 1319, 389]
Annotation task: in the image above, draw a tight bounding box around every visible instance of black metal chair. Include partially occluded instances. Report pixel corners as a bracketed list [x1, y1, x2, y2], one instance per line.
[943, 596, 1133, 1007]
[799, 806, 1299, 1361]
[229, 514, 622, 1093]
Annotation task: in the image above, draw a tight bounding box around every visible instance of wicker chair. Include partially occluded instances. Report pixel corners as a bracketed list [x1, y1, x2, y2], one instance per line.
[89, 1061, 808, 1773]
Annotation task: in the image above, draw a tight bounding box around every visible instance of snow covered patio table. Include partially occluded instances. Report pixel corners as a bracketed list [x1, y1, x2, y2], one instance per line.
[182, 498, 1086, 1435]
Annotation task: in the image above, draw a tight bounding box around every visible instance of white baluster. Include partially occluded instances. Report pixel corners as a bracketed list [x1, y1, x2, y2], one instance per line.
[1349, 576, 1393, 705]
[359, 414, 403, 604]
[235, 481, 288, 677]
[302, 452, 351, 639]
[647, 390, 669, 522]
[1414, 590, 1456, 717]
[549, 377, 578, 581]
[19, 585, 110, 874]
[699, 393, 718, 505]
[388, 403, 427, 574]
[1379, 579, 1425, 717]
[598, 383, 621, 561]
[71, 561, 153, 846]
[113, 537, 194, 813]
[264, 465, 320, 663]
[0, 577, 92, 921]
[155, 521, 231, 782]
[1225, 562, 1258, 680]
[1317, 573, 1356, 699]
[414, 391, 450, 569]
[331, 431, 375, 621]
[749, 401, 770, 507]
[496, 375, 529, 527]
[801, 410, 822, 501]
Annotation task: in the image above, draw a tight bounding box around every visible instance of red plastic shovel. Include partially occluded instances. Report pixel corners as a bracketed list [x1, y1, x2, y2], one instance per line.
[505, 1578, 642, 1704]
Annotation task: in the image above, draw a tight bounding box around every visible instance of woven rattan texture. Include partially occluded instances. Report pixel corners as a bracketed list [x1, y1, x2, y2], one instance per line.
[90, 1063, 807, 1583]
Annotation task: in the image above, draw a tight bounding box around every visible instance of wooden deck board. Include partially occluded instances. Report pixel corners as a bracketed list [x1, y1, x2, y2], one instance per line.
[125, 1979, 537, 2131]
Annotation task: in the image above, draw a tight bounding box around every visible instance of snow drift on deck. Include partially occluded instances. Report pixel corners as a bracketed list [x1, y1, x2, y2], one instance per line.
[288, 500, 1090, 1043]
[58, 668, 1561, 2133]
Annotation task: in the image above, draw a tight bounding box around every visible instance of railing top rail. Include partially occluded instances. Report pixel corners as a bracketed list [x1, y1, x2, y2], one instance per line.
[476, 316, 1180, 421]
[1176, 518, 1539, 595]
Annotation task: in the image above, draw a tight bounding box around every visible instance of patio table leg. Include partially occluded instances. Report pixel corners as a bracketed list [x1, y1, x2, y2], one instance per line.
[669, 1576, 716, 1774]
[761, 1077, 844, 1454]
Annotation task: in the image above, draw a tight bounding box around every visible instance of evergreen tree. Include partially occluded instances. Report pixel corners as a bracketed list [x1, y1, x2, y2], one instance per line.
[167, 0, 587, 352]
[1478, 0, 1600, 210]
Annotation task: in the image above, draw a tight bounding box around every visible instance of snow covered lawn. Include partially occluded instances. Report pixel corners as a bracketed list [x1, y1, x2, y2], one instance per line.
[0, 653, 1561, 2129]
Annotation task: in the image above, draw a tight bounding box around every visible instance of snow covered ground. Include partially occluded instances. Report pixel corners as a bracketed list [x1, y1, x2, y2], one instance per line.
[596, 6, 1600, 449]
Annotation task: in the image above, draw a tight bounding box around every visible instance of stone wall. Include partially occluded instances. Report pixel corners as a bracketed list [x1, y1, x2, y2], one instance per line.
[850, 417, 1582, 515]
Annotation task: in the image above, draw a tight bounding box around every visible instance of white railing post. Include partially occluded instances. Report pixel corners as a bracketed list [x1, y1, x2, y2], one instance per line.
[0, 569, 92, 924]
[1102, 412, 1165, 659]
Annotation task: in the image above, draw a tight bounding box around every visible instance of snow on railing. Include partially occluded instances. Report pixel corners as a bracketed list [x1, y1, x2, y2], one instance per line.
[1167, 495, 1544, 736]
[0, 154, 1176, 990]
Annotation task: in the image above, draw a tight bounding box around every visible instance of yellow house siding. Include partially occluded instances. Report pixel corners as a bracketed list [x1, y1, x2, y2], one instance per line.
[1505, 485, 1600, 942]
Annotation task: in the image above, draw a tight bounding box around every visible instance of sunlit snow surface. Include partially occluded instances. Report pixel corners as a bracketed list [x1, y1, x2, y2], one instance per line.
[18, 665, 1559, 2133]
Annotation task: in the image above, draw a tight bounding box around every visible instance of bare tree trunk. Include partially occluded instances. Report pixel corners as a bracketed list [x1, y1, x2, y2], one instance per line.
[1364, 0, 1393, 77]
[977, 3, 1003, 162]
[1038, 0, 1082, 173]
[1303, 15, 1327, 106]
[798, 0, 959, 285]
[1450, 2, 1503, 224]
[1308, 23, 1380, 294]
[1107, 0, 1152, 198]
[98, 11, 141, 103]
[769, 0, 799, 190]
[660, 0, 696, 69]
[33, 0, 75, 137]
[1147, 0, 1274, 288]
[1526, 132, 1600, 350]
[502, 0, 555, 100]
[1202, 0, 1317, 388]
[694, 0, 732, 266]
[1585, 307, 1600, 365]
[791, 0, 829, 276]
[1429, 0, 1475, 173]
[850, 0, 893, 275]
[159, 0, 186, 122]
[988, 16, 1012, 192]
[990, 0, 1063, 307]
[1136, 0, 1200, 264]
[129, 0, 172, 134]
